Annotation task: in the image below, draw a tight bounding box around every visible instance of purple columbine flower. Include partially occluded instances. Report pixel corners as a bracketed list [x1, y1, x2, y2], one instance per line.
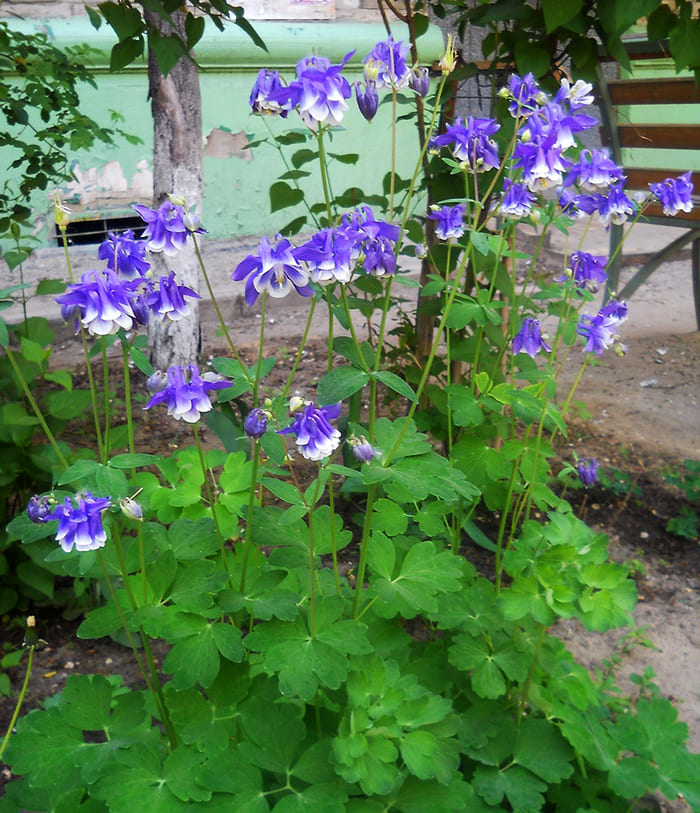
[512, 318, 551, 358]
[576, 457, 599, 486]
[430, 116, 500, 172]
[232, 235, 313, 306]
[296, 227, 359, 284]
[363, 37, 411, 89]
[564, 148, 624, 193]
[244, 407, 269, 439]
[119, 497, 143, 522]
[363, 237, 396, 276]
[555, 78, 595, 111]
[144, 363, 231, 423]
[272, 51, 355, 130]
[649, 172, 694, 216]
[27, 494, 54, 524]
[496, 179, 536, 218]
[55, 269, 139, 336]
[349, 435, 376, 463]
[44, 493, 112, 553]
[565, 251, 608, 293]
[598, 299, 628, 322]
[505, 73, 544, 118]
[513, 133, 570, 192]
[133, 200, 188, 256]
[355, 80, 379, 122]
[595, 182, 637, 227]
[428, 204, 466, 241]
[249, 69, 288, 117]
[576, 310, 621, 355]
[278, 401, 342, 461]
[97, 230, 150, 280]
[409, 66, 430, 98]
[147, 271, 201, 322]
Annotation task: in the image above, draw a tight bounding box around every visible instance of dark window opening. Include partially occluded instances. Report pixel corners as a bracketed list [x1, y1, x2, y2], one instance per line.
[54, 215, 146, 247]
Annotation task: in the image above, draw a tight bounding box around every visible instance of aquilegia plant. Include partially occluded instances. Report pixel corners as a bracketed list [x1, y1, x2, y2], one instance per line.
[2, 30, 699, 813]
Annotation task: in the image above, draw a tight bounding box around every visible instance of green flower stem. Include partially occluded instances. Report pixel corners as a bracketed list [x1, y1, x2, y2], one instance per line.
[192, 424, 229, 568]
[120, 341, 135, 456]
[274, 296, 317, 411]
[0, 646, 34, 758]
[239, 441, 261, 595]
[80, 331, 105, 461]
[383, 246, 472, 466]
[324, 287, 335, 372]
[192, 233, 250, 384]
[519, 623, 547, 720]
[101, 339, 111, 462]
[58, 226, 104, 458]
[352, 483, 377, 618]
[254, 292, 268, 408]
[307, 505, 318, 637]
[316, 127, 334, 224]
[327, 475, 341, 594]
[340, 288, 369, 372]
[4, 346, 68, 469]
[561, 355, 590, 417]
[389, 88, 397, 219]
[494, 461, 521, 592]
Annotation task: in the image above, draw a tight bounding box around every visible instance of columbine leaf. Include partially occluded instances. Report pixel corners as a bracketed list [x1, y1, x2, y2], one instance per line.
[372, 540, 463, 619]
[513, 718, 574, 783]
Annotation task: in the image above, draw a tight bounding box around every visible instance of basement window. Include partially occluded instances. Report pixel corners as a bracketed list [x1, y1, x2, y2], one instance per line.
[54, 215, 146, 247]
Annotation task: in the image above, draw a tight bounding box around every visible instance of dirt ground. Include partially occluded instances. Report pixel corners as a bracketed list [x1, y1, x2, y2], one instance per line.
[1, 230, 699, 804]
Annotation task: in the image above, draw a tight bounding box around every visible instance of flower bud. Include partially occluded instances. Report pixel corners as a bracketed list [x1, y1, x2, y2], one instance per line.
[439, 34, 458, 75]
[349, 435, 377, 463]
[168, 194, 186, 207]
[244, 407, 268, 439]
[52, 193, 71, 230]
[576, 457, 599, 487]
[409, 66, 430, 98]
[119, 497, 143, 521]
[289, 396, 306, 413]
[27, 494, 53, 524]
[355, 80, 379, 122]
[363, 58, 380, 83]
[147, 370, 168, 394]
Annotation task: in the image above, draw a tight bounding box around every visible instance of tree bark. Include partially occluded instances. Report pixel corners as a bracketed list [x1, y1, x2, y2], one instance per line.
[145, 9, 202, 371]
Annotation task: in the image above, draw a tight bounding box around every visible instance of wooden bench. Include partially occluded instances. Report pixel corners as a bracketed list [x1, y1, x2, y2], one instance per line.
[595, 40, 700, 328]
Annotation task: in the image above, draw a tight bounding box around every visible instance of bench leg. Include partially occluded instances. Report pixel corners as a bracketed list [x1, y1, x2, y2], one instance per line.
[693, 237, 700, 332]
[603, 222, 624, 304]
[617, 229, 698, 302]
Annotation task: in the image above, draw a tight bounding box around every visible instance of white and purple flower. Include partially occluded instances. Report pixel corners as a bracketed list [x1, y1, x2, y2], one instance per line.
[147, 271, 201, 321]
[249, 69, 289, 117]
[97, 230, 150, 280]
[363, 37, 411, 89]
[232, 235, 313, 305]
[144, 363, 231, 423]
[133, 200, 188, 256]
[278, 401, 342, 461]
[55, 269, 139, 336]
[355, 80, 379, 122]
[649, 171, 694, 216]
[296, 227, 359, 284]
[565, 251, 608, 293]
[43, 493, 112, 553]
[512, 318, 551, 358]
[428, 204, 466, 241]
[496, 179, 536, 218]
[430, 116, 500, 172]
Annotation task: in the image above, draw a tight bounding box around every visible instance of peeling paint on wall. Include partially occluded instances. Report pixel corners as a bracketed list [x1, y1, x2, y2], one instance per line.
[61, 160, 153, 209]
[203, 128, 253, 161]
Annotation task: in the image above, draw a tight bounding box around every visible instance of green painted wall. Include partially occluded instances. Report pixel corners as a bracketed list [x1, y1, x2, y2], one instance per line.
[4, 18, 444, 244]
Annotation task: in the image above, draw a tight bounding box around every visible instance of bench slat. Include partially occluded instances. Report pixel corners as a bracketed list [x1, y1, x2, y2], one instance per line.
[623, 167, 697, 187]
[607, 77, 700, 106]
[617, 124, 700, 150]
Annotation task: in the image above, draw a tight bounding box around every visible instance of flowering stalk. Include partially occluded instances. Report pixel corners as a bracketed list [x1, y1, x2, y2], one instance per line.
[238, 441, 261, 596]
[0, 619, 37, 759]
[191, 232, 250, 384]
[192, 424, 230, 570]
[3, 346, 69, 469]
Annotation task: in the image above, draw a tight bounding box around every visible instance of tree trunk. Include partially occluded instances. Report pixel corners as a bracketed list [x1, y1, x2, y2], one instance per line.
[145, 9, 202, 371]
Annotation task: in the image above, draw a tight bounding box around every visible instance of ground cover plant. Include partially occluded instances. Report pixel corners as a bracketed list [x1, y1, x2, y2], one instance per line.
[1, 31, 699, 813]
